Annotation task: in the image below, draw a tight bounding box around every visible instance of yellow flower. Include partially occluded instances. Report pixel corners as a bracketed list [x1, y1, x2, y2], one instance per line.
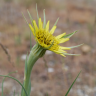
[29, 18, 71, 57]
[21, 8, 82, 96]
[23, 9, 82, 57]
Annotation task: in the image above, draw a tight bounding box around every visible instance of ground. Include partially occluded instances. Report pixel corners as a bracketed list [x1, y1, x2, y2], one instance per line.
[0, 0, 96, 96]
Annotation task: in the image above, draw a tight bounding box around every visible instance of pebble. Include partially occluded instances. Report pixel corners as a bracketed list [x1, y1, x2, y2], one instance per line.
[31, 87, 34, 91]
[77, 89, 84, 96]
[81, 45, 91, 54]
[48, 68, 54, 73]
[21, 54, 27, 60]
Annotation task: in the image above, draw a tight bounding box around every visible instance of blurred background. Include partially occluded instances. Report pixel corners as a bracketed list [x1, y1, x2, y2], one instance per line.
[0, 0, 96, 96]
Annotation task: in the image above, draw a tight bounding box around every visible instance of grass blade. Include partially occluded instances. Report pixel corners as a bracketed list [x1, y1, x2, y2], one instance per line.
[43, 9, 46, 28]
[67, 44, 83, 49]
[36, 4, 39, 19]
[22, 13, 28, 25]
[65, 70, 81, 96]
[27, 10, 33, 25]
[63, 53, 80, 56]
[21, 54, 28, 96]
[13, 90, 15, 96]
[2, 71, 17, 96]
[0, 75, 28, 96]
[54, 18, 59, 26]
[18, 93, 19, 96]
[27, 79, 31, 96]
[24, 53, 28, 76]
[30, 31, 32, 50]
[62, 31, 78, 39]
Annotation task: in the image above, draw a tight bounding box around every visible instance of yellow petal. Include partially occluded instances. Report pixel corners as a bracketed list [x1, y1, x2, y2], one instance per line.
[50, 26, 56, 34]
[58, 49, 67, 53]
[51, 50, 66, 57]
[33, 20, 38, 31]
[60, 54, 66, 57]
[45, 21, 50, 31]
[59, 38, 69, 43]
[39, 18, 43, 29]
[29, 24, 35, 36]
[56, 33, 66, 39]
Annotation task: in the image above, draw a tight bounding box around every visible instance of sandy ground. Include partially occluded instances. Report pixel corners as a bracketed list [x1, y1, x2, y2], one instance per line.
[0, 0, 96, 96]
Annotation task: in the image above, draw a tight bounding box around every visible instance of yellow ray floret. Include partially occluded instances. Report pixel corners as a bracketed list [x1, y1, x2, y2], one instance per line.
[29, 18, 71, 57]
[39, 18, 43, 29]
[45, 21, 50, 31]
[50, 26, 56, 34]
[56, 33, 66, 39]
[58, 38, 69, 43]
[29, 24, 35, 36]
[33, 20, 38, 31]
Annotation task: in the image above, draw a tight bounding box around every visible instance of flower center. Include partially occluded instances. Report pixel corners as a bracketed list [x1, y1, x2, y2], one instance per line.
[36, 29, 59, 50]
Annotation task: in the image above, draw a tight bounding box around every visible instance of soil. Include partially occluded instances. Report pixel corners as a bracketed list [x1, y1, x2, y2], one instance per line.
[0, 0, 96, 96]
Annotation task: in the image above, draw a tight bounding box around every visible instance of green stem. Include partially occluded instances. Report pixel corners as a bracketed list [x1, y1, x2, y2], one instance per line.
[22, 44, 46, 96]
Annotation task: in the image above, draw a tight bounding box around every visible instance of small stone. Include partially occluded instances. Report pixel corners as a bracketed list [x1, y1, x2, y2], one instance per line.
[48, 68, 54, 73]
[31, 87, 34, 91]
[21, 54, 27, 60]
[81, 45, 91, 54]
[77, 89, 84, 96]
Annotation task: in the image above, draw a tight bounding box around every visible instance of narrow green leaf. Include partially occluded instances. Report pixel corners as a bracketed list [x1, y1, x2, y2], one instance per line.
[53, 18, 59, 26]
[65, 70, 81, 96]
[30, 31, 32, 50]
[18, 93, 19, 96]
[21, 54, 28, 96]
[21, 82, 24, 96]
[2, 71, 17, 96]
[27, 10, 33, 25]
[24, 53, 28, 76]
[63, 53, 80, 56]
[62, 31, 78, 38]
[43, 9, 46, 28]
[13, 90, 15, 96]
[22, 13, 28, 25]
[0, 75, 28, 96]
[46, 93, 49, 96]
[36, 4, 39, 19]
[21, 79, 31, 96]
[28, 79, 31, 96]
[67, 44, 83, 49]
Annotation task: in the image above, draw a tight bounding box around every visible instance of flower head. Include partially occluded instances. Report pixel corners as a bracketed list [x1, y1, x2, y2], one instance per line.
[29, 18, 71, 57]
[23, 8, 82, 57]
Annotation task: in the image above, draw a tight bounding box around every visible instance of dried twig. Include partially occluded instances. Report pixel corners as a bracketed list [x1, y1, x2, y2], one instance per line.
[0, 42, 11, 62]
